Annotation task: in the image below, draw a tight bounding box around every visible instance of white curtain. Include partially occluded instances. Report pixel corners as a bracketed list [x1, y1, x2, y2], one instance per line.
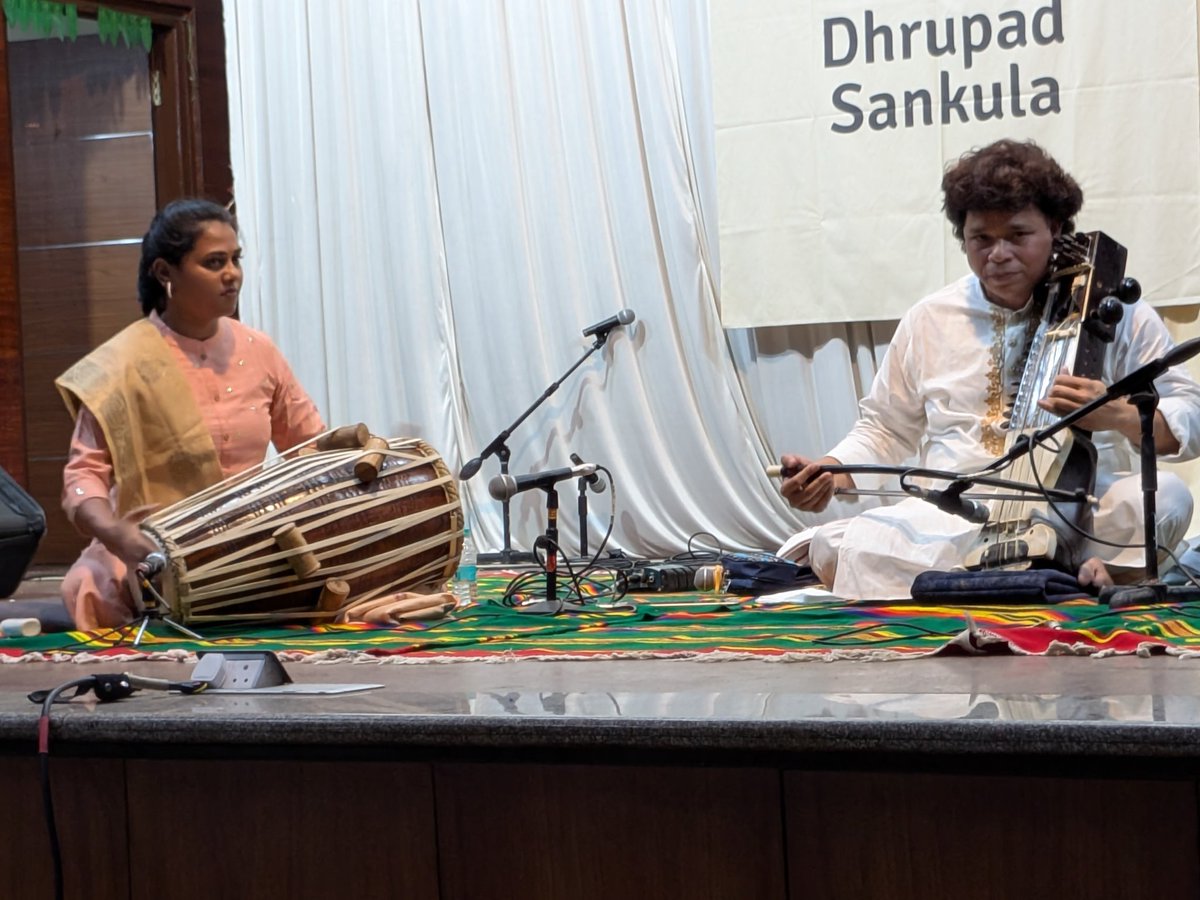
[222, 0, 915, 558]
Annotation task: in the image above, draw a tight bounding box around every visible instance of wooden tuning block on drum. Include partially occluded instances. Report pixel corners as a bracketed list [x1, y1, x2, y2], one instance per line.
[355, 436, 390, 484]
[318, 422, 370, 451]
[316, 578, 351, 623]
[273, 522, 321, 578]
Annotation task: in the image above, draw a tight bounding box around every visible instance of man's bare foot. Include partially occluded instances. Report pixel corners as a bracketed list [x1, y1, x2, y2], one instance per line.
[1077, 556, 1114, 588]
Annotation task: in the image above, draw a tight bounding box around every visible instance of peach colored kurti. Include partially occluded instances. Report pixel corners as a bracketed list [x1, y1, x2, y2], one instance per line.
[61, 312, 325, 630]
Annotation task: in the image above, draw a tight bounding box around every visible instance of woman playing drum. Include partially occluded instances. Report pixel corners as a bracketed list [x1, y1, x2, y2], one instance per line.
[56, 199, 327, 630]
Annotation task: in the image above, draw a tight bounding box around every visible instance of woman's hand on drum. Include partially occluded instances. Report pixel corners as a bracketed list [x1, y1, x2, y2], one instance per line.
[779, 454, 851, 513]
[75, 498, 160, 567]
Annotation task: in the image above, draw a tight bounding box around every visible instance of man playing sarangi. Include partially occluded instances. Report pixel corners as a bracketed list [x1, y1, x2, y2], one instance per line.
[779, 139, 1200, 600]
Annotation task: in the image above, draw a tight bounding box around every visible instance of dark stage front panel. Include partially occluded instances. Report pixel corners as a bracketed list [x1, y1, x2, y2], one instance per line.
[434, 762, 787, 900]
[784, 770, 1200, 899]
[124, 759, 441, 900]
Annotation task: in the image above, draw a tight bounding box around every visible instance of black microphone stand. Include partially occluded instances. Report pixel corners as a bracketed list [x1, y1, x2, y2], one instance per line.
[460, 329, 620, 565]
[576, 475, 590, 559]
[1097, 383, 1200, 608]
[514, 486, 563, 615]
[973, 339, 1200, 609]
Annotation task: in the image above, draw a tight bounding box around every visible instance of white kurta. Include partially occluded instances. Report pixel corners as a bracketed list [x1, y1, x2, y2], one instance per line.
[795, 274, 1200, 600]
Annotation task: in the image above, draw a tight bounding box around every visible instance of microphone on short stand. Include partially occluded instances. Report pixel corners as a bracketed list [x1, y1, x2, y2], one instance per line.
[569, 453, 606, 493]
[569, 453, 605, 559]
[908, 485, 991, 524]
[488, 463, 599, 502]
[582, 308, 635, 343]
[136, 551, 168, 578]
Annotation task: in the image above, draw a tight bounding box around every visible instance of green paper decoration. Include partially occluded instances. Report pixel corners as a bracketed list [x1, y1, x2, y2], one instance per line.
[4, 0, 152, 51]
[96, 5, 151, 51]
[3, 0, 77, 39]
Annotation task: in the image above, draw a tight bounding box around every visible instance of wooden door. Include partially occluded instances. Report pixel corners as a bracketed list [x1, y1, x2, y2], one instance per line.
[0, 1, 230, 567]
[9, 29, 156, 565]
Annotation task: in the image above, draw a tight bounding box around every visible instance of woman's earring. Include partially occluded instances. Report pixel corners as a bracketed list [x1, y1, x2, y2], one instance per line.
[166, 281, 174, 302]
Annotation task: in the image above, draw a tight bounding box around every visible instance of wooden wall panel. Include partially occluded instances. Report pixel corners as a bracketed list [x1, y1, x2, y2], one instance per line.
[436, 763, 787, 900]
[7, 34, 152, 139]
[17, 243, 142, 343]
[194, 0, 232, 205]
[126, 759, 441, 900]
[26, 458, 77, 561]
[0, 21, 25, 482]
[785, 771, 1200, 900]
[20, 244, 143, 448]
[0, 755, 130, 900]
[14, 136, 155, 247]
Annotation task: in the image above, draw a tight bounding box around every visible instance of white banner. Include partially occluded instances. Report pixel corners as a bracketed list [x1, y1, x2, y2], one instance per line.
[712, 0, 1200, 327]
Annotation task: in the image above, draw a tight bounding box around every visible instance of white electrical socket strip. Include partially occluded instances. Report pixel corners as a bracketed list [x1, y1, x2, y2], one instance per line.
[202, 684, 384, 695]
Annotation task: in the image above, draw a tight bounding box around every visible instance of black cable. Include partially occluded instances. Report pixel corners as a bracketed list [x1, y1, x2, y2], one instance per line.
[29, 670, 209, 898]
[1021, 429, 1178, 563]
[495, 466, 634, 611]
[34, 676, 97, 900]
[497, 534, 631, 612]
[36, 622, 135, 656]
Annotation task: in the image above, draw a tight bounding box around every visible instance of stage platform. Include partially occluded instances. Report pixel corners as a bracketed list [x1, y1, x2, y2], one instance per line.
[2, 650, 1200, 898]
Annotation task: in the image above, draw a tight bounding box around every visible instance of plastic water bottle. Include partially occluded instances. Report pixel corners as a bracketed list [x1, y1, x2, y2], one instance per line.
[452, 526, 478, 606]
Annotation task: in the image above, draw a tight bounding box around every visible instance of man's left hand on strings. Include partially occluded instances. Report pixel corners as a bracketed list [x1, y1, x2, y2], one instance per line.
[1038, 371, 1180, 454]
[1037, 372, 1123, 432]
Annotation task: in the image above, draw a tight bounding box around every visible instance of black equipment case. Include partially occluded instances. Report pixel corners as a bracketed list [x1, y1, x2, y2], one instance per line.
[0, 466, 46, 597]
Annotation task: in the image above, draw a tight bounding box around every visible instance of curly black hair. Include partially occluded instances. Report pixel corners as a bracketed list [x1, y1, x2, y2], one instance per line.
[942, 139, 1082, 241]
[137, 199, 236, 315]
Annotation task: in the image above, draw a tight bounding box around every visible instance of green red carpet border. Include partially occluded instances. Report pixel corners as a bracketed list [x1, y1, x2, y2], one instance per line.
[3, 573, 1200, 664]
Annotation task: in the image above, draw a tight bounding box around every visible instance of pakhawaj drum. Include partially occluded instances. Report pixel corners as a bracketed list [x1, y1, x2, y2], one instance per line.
[139, 437, 463, 624]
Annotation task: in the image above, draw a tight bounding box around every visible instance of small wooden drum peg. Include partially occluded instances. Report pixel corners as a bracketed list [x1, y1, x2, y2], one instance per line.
[355, 436, 390, 484]
[318, 423, 371, 452]
[317, 578, 351, 616]
[273, 523, 321, 578]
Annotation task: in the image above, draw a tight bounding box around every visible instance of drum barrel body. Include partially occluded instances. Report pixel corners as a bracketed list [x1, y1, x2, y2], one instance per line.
[142, 438, 463, 624]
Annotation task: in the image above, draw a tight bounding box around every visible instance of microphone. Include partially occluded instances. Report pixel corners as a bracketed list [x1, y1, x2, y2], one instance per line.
[136, 551, 168, 578]
[488, 463, 598, 502]
[459, 456, 484, 481]
[582, 308, 635, 340]
[694, 565, 724, 593]
[909, 486, 990, 524]
[569, 452, 606, 493]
